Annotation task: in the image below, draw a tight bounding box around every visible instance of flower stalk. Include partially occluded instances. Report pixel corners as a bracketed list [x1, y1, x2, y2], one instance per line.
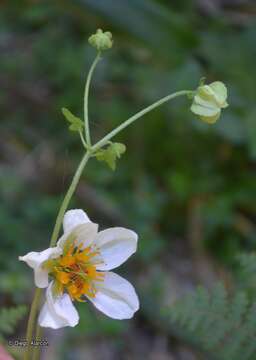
[83, 52, 101, 146]
[91, 90, 193, 152]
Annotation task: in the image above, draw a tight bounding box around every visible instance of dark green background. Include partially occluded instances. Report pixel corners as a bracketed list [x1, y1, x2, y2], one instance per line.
[0, 1, 256, 359]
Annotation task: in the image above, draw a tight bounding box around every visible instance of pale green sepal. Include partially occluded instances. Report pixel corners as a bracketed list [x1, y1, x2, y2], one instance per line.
[62, 108, 84, 132]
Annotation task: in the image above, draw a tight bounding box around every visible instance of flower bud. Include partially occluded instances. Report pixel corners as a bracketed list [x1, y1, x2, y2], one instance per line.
[88, 29, 113, 51]
[191, 81, 228, 124]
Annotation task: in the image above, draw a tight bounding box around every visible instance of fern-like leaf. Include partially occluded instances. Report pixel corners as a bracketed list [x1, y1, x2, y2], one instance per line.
[0, 305, 27, 341]
[167, 283, 256, 360]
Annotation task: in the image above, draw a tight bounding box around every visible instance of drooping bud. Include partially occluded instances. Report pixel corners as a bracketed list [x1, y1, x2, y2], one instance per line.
[191, 81, 228, 124]
[88, 29, 113, 51]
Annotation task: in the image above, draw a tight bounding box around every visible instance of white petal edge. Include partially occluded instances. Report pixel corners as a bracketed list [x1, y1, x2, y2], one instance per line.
[19, 247, 62, 288]
[87, 272, 139, 320]
[38, 281, 79, 329]
[57, 222, 98, 250]
[209, 81, 228, 106]
[94, 228, 138, 271]
[191, 103, 219, 117]
[63, 209, 91, 233]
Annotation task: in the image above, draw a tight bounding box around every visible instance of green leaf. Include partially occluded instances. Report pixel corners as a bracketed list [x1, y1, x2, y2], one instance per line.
[95, 142, 126, 170]
[0, 306, 27, 338]
[111, 142, 126, 158]
[62, 107, 84, 132]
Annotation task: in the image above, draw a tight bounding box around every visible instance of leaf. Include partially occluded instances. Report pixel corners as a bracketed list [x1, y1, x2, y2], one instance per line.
[95, 148, 116, 170]
[95, 142, 126, 170]
[111, 142, 126, 158]
[0, 306, 27, 338]
[61, 107, 84, 132]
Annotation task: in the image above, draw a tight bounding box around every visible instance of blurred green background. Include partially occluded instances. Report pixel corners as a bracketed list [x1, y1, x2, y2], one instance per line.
[0, 0, 256, 359]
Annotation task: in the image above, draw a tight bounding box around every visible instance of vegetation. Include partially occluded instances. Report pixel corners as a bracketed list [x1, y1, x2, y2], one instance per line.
[0, 0, 256, 359]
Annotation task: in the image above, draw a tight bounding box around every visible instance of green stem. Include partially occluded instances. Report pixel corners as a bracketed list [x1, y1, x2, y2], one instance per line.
[32, 324, 43, 360]
[84, 52, 101, 146]
[49, 151, 91, 247]
[23, 151, 91, 360]
[91, 90, 191, 151]
[23, 288, 42, 360]
[23, 88, 191, 360]
[79, 131, 88, 150]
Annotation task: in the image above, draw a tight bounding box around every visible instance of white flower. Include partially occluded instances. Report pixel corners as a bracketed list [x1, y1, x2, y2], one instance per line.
[19, 209, 139, 329]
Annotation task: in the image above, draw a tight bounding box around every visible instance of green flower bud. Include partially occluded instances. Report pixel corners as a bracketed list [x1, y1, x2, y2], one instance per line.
[88, 29, 113, 51]
[191, 81, 228, 124]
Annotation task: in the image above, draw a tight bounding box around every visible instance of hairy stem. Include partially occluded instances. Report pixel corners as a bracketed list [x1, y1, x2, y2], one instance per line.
[84, 52, 101, 146]
[91, 90, 191, 151]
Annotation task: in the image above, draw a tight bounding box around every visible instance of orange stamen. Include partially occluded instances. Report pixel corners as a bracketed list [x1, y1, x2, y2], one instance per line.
[49, 239, 105, 301]
[56, 271, 70, 285]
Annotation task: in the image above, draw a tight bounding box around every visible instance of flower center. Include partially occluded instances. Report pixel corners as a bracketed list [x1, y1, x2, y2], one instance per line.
[43, 240, 104, 301]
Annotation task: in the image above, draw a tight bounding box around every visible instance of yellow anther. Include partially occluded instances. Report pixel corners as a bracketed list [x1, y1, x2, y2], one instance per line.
[52, 240, 104, 301]
[56, 271, 70, 285]
[59, 255, 76, 267]
[75, 252, 90, 263]
[68, 284, 79, 297]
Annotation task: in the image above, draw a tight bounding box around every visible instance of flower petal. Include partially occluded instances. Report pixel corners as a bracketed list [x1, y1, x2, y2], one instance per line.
[191, 102, 219, 117]
[19, 247, 62, 288]
[200, 112, 221, 124]
[209, 81, 228, 107]
[94, 228, 138, 271]
[194, 94, 217, 109]
[87, 272, 139, 320]
[57, 222, 98, 250]
[63, 209, 91, 233]
[38, 281, 79, 329]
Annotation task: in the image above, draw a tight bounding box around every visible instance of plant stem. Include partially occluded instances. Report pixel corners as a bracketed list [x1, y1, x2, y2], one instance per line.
[23, 288, 42, 360]
[23, 88, 191, 360]
[91, 90, 191, 151]
[49, 151, 91, 247]
[23, 151, 91, 360]
[79, 131, 88, 150]
[84, 52, 101, 146]
[32, 323, 43, 360]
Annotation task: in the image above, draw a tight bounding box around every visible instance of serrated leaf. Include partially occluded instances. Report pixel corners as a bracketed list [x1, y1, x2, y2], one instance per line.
[111, 142, 126, 158]
[95, 148, 116, 170]
[95, 142, 126, 171]
[62, 107, 84, 132]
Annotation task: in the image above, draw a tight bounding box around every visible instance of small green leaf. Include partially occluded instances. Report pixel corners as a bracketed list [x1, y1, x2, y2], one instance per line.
[111, 142, 126, 158]
[62, 107, 84, 132]
[95, 148, 116, 170]
[95, 142, 126, 170]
